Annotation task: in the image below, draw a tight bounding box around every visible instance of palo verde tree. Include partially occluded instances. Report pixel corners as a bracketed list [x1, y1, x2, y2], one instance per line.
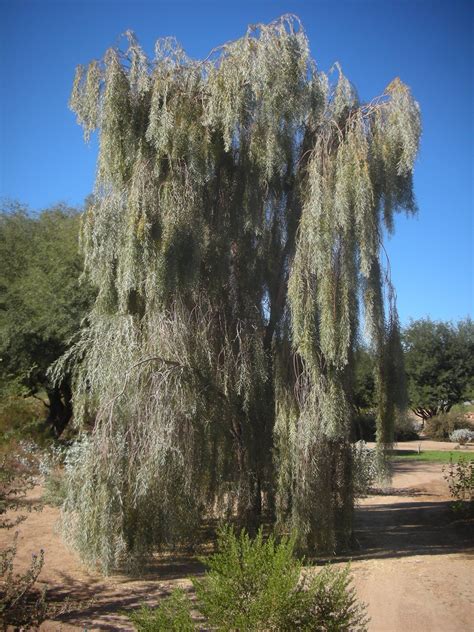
[60, 15, 420, 572]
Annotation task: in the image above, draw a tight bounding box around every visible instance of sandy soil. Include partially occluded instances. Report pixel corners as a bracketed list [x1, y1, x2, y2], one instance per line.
[1, 451, 473, 631]
[351, 461, 474, 631]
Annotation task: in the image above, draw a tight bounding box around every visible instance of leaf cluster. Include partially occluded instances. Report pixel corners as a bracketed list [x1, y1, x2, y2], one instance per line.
[0, 202, 94, 395]
[403, 318, 474, 413]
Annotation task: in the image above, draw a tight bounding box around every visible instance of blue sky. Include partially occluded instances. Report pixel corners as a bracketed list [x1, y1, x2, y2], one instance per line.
[1, 0, 472, 324]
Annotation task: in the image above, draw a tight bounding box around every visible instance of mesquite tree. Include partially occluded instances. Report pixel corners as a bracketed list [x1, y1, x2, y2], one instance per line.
[61, 15, 420, 572]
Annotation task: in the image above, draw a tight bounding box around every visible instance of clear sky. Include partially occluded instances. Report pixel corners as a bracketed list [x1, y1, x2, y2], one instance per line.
[1, 0, 472, 325]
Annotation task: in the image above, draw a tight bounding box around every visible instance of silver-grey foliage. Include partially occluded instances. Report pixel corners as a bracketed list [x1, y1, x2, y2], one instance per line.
[61, 15, 420, 572]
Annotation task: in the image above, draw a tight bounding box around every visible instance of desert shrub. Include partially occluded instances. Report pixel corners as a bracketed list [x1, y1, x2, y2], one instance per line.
[0, 443, 83, 629]
[0, 441, 40, 528]
[443, 456, 474, 515]
[449, 428, 474, 445]
[193, 527, 302, 630]
[299, 564, 369, 632]
[127, 588, 194, 632]
[193, 526, 368, 631]
[394, 413, 419, 441]
[0, 532, 47, 631]
[0, 443, 46, 630]
[424, 412, 466, 440]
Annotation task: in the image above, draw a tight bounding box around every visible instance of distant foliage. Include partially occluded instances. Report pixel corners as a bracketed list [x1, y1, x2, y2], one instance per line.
[403, 318, 474, 424]
[449, 429, 474, 446]
[424, 412, 466, 441]
[63, 14, 420, 570]
[0, 203, 94, 437]
[0, 392, 46, 448]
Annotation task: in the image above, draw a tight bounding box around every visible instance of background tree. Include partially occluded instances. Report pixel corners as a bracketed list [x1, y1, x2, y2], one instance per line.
[403, 318, 474, 426]
[353, 346, 376, 415]
[0, 202, 94, 436]
[61, 15, 420, 571]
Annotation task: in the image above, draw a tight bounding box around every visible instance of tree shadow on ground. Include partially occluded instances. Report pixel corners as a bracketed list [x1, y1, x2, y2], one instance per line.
[42, 553, 207, 630]
[46, 574, 198, 631]
[346, 499, 474, 562]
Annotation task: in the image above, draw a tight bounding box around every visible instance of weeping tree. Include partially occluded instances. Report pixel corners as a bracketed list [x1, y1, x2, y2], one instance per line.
[59, 15, 420, 572]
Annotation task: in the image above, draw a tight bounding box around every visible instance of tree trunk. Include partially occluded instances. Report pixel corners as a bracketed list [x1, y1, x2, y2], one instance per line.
[45, 381, 72, 437]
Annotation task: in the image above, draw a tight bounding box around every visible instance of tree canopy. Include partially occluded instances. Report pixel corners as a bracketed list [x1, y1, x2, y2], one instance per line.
[62, 15, 421, 571]
[403, 318, 474, 423]
[0, 202, 93, 436]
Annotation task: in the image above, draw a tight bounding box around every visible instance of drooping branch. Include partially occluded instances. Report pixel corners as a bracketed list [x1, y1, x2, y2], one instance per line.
[61, 14, 420, 572]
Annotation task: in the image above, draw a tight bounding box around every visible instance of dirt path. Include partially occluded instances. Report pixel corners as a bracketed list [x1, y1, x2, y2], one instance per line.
[1, 459, 473, 631]
[350, 461, 474, 631]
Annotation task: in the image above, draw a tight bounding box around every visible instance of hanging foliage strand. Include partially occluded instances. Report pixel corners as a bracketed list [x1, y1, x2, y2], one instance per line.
[62, 14, 420, 572]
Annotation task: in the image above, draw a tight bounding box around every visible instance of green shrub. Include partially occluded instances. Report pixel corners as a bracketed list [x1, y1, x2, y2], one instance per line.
[443, 456, 474, 515]
[127, 588, 194, 632]
[299, 564, 369, 632]
[424, 412, 465, 440]
[193, 526, 368, 631]
[193, 527, 302, 630]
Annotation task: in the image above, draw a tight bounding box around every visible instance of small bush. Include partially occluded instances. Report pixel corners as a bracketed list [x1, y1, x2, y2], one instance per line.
[394, 414, 419, 441]
[0, 531, 48, 631]
[193, 526, 368, 631]
[424, 412, 465, 440]
[443, 456, 474, 515]
[0, 441, 40, 529]
[127, 588, 194, 632]
[299, 564, 369, 632]
[449, 428, 474, 446]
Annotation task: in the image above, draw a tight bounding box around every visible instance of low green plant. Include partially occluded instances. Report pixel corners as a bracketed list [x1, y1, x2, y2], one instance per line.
[193, 526, 368, 631]
[126, 588, 194, 632]
[443, 456, 474, 515]
[193, 527, 302, 630]
[299, 564, 369, 632]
